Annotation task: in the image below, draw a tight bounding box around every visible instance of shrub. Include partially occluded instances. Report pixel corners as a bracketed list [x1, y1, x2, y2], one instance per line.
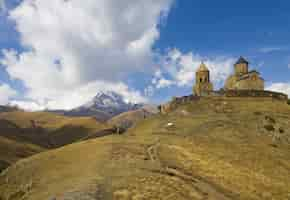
[265, 116, 276, 124]
[287, 99, 290, 105]
[158, 105, 162, 112]
[0, 160, 10, 173]
[264, 124, 275, 132]
[278, 127, 284, 134]
[253, 111, 262, 115]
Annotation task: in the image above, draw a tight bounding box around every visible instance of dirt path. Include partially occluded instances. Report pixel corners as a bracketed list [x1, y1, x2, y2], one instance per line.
[145, 142, 234, 200]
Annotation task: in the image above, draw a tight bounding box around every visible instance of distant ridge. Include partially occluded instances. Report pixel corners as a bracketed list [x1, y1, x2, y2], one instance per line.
[0, 105, 19, 113]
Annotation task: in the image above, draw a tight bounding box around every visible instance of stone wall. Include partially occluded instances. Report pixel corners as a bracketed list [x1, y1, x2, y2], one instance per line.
[225, 74, 264, 91]
[160, 90, 288, 114]
[235, 63, 248, 75]
[234, 77, 264, 90]
[193, 83, 213, 96]
[214, 90, 288, 101]
[160, 95, 199, 114]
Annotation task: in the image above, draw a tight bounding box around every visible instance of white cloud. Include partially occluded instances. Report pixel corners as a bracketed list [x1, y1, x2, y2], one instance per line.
[149, 48, 235, 91]
[156, 78, 174, 89]
[0, 84, 17, 105]
[9, 100, 44, 111]
[154, 69, 163, 79]
[0, 0, 6, 13]
[144, 85, 155, 97]
[259, 47, 285, 53]
[10, 81, 147, 111]
[1, 0, 173, 110]
[266, 83, 290, 96]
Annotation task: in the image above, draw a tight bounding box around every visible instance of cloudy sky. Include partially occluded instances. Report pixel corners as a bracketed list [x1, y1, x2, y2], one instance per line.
[0, 0, 290, 110]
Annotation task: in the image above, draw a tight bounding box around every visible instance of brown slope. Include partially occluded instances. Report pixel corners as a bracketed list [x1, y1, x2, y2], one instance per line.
[0, 111, 108, 172]
[0, 136, 44, 172]
[0, 98, 290, 200]
[108, 105, 158, 130]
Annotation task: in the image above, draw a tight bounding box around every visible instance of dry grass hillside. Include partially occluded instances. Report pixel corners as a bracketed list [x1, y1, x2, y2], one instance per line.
[108, 108, 157, 130]
[0, 111, 107, 172]
[0, 111, 106, 130]
[0, 136, 44, 172]
[0, 97, 290, 200]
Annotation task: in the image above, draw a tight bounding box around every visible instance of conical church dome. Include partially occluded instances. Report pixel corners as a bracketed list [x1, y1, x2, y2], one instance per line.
[197, 62, 209, 72]
[235, 56, 249, 65]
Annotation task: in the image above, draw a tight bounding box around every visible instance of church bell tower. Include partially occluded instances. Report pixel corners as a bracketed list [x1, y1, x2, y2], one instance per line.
[193, 62, 213, 96]
[234, 56, 249, 75]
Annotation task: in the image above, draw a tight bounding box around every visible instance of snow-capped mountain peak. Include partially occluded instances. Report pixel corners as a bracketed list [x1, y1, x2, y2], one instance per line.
[83, 91, 130, 109]
[65, 91, 143, 121]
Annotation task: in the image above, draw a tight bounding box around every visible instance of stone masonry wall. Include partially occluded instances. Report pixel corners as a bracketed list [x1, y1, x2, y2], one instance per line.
[160, 90, 288, 114]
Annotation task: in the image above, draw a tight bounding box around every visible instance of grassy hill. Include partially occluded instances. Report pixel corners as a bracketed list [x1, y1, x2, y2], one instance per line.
[0, 111, 108, 172]
[0, 136, 44, 172]
[0, 111, 106, 130]
[0, 97, 290, 200]
[108, 108, 157, 130]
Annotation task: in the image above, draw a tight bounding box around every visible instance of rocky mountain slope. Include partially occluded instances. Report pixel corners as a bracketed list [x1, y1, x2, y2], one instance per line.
[64, 92, 143, 121]
[1, 98, 290, 200]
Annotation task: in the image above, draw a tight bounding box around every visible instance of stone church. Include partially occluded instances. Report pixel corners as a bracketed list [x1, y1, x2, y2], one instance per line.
[224, 57, 264, 90]
[193, 57, 265, 96]
[161, 57, 286, 114]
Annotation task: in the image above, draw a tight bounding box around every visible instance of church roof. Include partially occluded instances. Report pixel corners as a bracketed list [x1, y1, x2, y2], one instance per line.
[248, 70, 260, 75]
[197, 62, 209, 72]
[235, 56, 249, 65]
[237, 70, 263, 81]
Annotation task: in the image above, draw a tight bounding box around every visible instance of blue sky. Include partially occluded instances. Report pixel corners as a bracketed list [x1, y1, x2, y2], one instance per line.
[0, 0, 289, 110]
[157, 0, 290, 80]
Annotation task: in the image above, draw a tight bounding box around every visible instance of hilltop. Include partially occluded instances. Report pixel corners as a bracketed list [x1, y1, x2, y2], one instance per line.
[1, 97, 290, 200]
